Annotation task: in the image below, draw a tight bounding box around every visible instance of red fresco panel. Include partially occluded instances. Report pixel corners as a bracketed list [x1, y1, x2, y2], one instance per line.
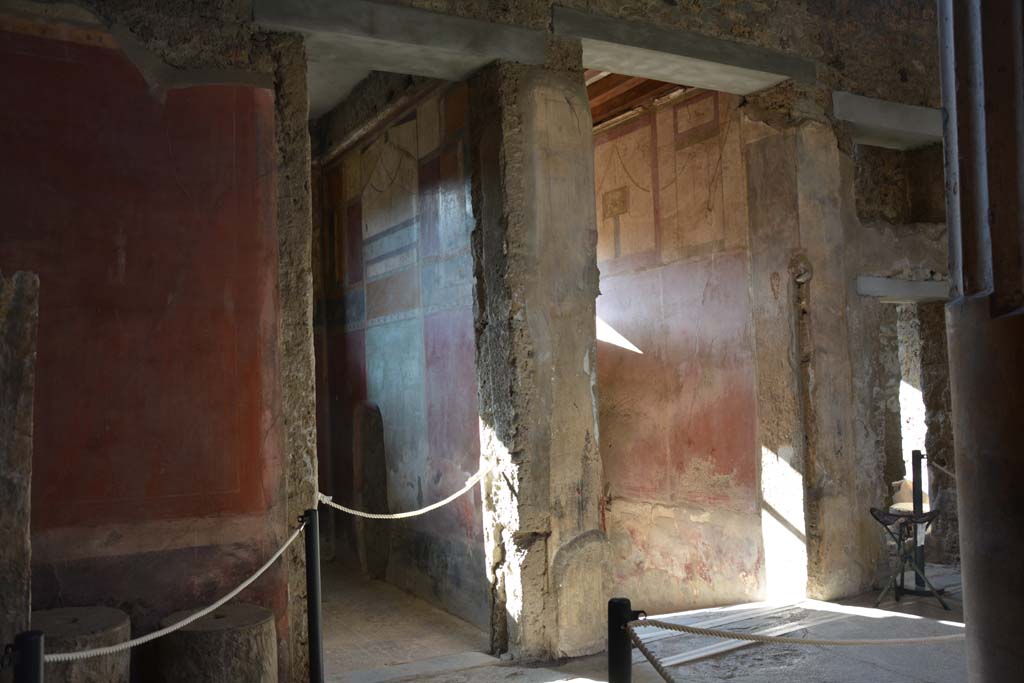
[418, 156, 441, 258]
[443, 82, 468, 138]
[346, 201, 364, 285]
[597, 253, 758, 512]
[343, 330, 368, 405]
[423, 308, 482, 540]
[659, 252, 758, 512]
[327, 328, 367, 421]
[596, 268, 672, 501]
[0, 31, 279, 529]
[326, 328, 365, 508]
[314, 329, 333, 492]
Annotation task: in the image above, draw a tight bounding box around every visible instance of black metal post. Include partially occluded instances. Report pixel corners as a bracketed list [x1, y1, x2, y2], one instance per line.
[303, 509, 324, 683]
[609, 598, 635, 683]
[912, 450, 926, 589]
[13, 631, 43, 683]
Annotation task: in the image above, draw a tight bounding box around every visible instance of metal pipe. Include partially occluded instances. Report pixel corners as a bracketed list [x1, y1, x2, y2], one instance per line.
[949, 0, 992, 296]
[304, 509, 324, 683]
[13, 631, 43, 683]
[937, 0, 963, 298]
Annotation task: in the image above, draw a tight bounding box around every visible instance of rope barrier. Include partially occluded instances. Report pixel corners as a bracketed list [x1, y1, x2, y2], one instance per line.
[30, 462, 490, 664]
[43, 522, 306, 663]
[629, 617, 966, 647]
[929, 461, 956, 480]
[625, 617, 965, 683]
[318, 464, 490, 519]
[627, 625, 679, 683]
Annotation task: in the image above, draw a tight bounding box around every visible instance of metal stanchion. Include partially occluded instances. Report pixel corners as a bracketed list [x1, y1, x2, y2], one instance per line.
[912, 450, 926, 590]
[609, 598, 643, 683]
[303, 509, 324, 683]
[13, 631, 43, 683]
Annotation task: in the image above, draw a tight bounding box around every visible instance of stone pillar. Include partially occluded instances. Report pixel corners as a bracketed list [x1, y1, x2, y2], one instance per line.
[269, 33, 318, 683]
[918, 302, 958, 563]
[939, 1, 1024, 680]
[795, 123, 868, 599]
[879, 305, 905, 498]
[744, 124, 810, 600]
[468, 38, 608, 661]
[745, 118, 877, 601]
[0, 271, 38, 682]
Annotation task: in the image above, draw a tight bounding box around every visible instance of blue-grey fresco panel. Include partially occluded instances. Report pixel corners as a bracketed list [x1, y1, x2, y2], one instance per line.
[421, 251, 473, 310]
[365, 317, 428, 511]
[363, 221, 418, 262]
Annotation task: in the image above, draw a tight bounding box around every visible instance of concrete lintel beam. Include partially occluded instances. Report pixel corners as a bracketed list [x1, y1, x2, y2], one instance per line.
[256, 0, 547, 116]
[553, 6, 816, 94]
[856, 275, 949, 303]
[254, 0, 545, 71]
[833, 91, 943, 150]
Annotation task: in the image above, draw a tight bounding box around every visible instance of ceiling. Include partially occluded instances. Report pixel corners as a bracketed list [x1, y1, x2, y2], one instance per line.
[585, 71, 684, 127]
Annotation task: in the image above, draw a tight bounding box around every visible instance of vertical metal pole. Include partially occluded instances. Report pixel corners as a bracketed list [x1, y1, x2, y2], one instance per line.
[304, 509, 324, 683]
[608, 598, 633, 683]
[912, 450, 926, 589]
[13, 631, 43, 683]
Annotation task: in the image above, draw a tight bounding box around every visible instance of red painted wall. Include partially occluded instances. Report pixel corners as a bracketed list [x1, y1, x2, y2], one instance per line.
[0, 28, 280, 528]
[0, 24, 286, 676]
[594, 92, 764, 611]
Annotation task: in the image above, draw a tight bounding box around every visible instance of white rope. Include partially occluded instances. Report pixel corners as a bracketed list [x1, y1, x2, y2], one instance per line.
[626, 617, 966, 683]
[318, 464, 490, 519]
[929, 461, 956, 479]
[43, 522, 306, 663]
[629, 618, 966, 646]
[627, 625, 679, 683]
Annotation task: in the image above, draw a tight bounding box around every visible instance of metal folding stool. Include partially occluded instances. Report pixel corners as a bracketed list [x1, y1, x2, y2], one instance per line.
[870, 507, 950, 610]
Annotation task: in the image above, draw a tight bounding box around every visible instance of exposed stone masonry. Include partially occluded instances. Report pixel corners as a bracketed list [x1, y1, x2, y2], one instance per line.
[468, 37, 608, 660]
[0, 271, 38, 683]
[919, 302, 958, 564]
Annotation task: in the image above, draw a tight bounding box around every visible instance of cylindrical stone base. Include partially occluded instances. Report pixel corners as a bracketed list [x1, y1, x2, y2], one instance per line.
[32, 606, 131, 683]
[158, 602, 276, 683]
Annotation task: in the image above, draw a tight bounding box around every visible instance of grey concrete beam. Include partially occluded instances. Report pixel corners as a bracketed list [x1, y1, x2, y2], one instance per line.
[856, 276, 949, 303]
[833, 91, 943, 150]
[553, 6, 815, 94]
[255, 0, 546, 116]
[111, 24, 273, 93]
[255, 0, 544, 65]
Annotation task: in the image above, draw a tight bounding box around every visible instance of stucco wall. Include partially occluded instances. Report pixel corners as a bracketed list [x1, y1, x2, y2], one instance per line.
[0, 22, 290, 680]
[317, 81, 489, 627]
[0, 3, 315, 680]
[0, 271, 38, 683]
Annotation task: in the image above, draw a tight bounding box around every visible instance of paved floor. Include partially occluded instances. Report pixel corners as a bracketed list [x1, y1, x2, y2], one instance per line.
[321, 561, 489, 682]
[323, 563, 965, 683]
